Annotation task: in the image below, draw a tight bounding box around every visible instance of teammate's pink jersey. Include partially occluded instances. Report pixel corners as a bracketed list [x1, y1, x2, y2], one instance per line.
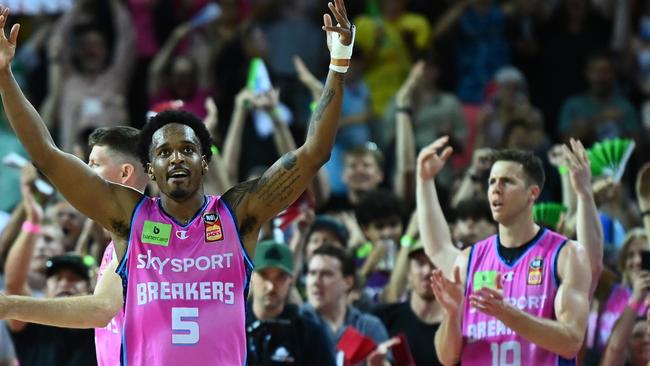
[462, 228, 576, 366]
[95, 242, 123, 366]
[117, 195, 253, 365]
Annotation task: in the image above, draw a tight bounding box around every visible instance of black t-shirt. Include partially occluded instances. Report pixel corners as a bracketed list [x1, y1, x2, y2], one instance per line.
[372, 302, 442, 366]
[496, 227, 544, 265]
[10, 323, 96, 366]
[246, 303, 336, 366]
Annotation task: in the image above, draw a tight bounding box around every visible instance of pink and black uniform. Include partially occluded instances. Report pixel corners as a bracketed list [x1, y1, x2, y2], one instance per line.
[117, 195, 253, 365]
[95, 242, 123, 366]
[462, 228, 576, 366]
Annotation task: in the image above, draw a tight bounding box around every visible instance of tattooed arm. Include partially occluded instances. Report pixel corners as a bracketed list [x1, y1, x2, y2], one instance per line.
[223, 71, 344, 255]
[222, 0, 353, 256]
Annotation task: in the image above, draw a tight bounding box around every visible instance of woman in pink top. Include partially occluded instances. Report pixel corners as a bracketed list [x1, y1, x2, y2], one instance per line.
[593, 230, 650, 355]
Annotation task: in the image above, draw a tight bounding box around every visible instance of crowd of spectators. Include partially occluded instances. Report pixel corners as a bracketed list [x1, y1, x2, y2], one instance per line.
[1, 0, 650, 365]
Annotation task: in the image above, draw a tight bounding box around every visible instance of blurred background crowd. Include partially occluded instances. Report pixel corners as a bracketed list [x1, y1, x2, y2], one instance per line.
[1, 0, 650, 365]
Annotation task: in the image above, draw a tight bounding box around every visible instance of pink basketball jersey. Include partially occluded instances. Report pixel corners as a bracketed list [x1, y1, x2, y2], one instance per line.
[596, 284, 646, 351]
[462, 228, 576, 366]
[95, 242, 123, 366]
[117, 195, 253, 365]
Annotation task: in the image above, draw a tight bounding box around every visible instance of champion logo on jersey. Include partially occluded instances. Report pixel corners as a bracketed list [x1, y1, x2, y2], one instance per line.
[502, 271, 515, 282]
[175, 230, 190, 240]
[203, 211, 224, 242]
[527, 257, 543, 285]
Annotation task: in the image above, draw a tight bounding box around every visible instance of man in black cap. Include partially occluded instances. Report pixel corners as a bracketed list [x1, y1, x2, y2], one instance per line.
[8, 254, 97, 366]
[247, 240, 336, 366]
[304, 215, 349, 264]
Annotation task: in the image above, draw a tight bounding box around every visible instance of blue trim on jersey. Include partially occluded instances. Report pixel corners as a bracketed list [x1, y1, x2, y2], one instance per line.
[157, 195, 210, 228]
[116, 195, 147, 276]
[552, 239, 569, 288]
[557, 356, 576, 366]
[220, 197, 253, 366]
[465, 244, 476, 297]
[121, 314, 128, 366]
[495, 228, 547, 268]
[221, 199, 255, 270]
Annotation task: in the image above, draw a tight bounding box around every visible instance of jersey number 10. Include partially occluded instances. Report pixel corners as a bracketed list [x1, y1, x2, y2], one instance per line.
[490, 341, 521, 366]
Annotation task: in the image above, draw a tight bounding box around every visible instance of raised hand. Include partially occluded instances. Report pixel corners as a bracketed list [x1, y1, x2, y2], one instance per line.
[203, 97, 218, 134]
[20, 165, 43, 224]
[253, 89, 280, 112]
[547, 144, 566, 168]
[468, 148, 494, 177]
[636, 163, 650, 211]
[367, 337, 401, 366]
[431, 267, 464, 315]
[630, 270, 650, 303]
[396, 60, 425, 107]
[293, 55, 324, 98]
[417, 136, 453, 181]
[562, 138, 592, 197]
[235, 88, 255, 110]
[0, 6, 20, 71]
[322, 0, 353, 50]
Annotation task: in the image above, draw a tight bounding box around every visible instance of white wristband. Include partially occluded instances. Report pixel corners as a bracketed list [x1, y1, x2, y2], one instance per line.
[330, 25, 355, 60]
[329, 64, 349, 73]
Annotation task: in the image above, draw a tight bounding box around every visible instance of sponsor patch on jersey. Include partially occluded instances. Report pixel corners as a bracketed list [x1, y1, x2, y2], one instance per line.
[141, 221, 172, 246]
[203, 212, 224, 242]
[527, 257, 543, 285]
[473, 270, 498, 291]
[203, 212, 218, 224]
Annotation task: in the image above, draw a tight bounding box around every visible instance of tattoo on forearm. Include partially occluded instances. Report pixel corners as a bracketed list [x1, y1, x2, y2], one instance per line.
[253, 153, 302, 207]
[307, 88, 336, 138]
[281, 152, 297, 170]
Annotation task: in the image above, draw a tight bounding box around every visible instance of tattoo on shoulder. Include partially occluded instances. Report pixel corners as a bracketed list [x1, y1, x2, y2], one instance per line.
[224, 151, 303, 214]
[223, 179, 259, 210]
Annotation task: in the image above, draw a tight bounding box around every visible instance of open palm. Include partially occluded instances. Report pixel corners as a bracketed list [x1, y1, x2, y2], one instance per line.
[0, 7, 20, 70]
[417, 136, 453, 180]
[431, 268, 464, 314]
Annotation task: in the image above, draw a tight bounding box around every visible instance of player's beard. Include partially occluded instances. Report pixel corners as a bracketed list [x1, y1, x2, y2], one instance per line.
[170, 187, 190, 199]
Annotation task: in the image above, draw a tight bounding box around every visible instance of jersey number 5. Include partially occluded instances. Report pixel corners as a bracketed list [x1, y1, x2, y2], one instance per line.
[172, 307, 199, 345]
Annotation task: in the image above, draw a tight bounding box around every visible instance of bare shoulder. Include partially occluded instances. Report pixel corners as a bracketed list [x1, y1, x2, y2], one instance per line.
[557, 240, 585, 264]
[556, 240, 591, 285]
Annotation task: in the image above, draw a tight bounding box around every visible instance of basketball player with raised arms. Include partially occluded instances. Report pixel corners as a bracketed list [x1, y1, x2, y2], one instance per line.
[0, 1, 354, 364]
[416, 136, 601, 365]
